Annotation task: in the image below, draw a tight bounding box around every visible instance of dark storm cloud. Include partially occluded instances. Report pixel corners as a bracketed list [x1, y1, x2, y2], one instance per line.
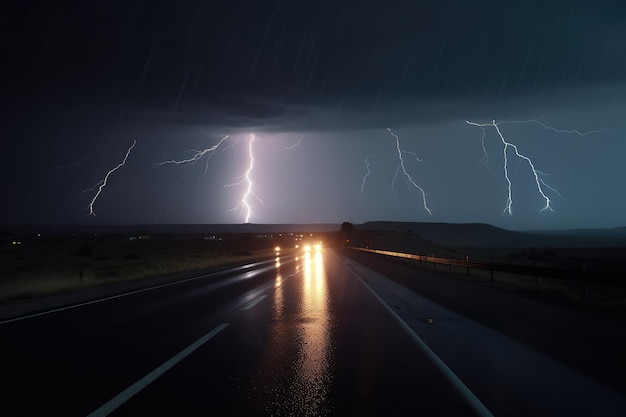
[2, 0, 626, 122]
[3, 0, 626, 228]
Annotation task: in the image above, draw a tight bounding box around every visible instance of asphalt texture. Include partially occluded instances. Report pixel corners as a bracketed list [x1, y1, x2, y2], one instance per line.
[0, 251, 479, 416]
[339, 249, 626, 395]
[2, 249, 625, 416]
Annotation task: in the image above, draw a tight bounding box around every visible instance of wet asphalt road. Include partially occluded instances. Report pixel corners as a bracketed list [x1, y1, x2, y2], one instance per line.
[0, 250, 480, 416]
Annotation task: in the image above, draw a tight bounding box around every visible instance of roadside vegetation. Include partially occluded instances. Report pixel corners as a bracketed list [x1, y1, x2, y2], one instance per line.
[0, 233, 303, 301]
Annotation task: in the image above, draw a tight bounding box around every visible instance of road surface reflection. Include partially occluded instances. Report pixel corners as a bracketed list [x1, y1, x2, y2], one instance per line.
[273, 256, 284, 320]
[295, 250, 332, 414]
[253, 250, 332, 415]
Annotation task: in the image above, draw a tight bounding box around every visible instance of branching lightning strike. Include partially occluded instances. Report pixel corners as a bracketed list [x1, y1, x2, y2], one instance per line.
[225, 134, 262, 223]
[88, 140, 136, 216]
[361, 153, 374, 193]
[387, 128, 431, 215]
[402, 150, 423, 164]
[154, 135, 229, 175]
[536, 170, 566, 201]
[467, 120, 555, 215]
[476, 126, 498, 175]
[281, 136, 304, 151]
[504, 119, 611, 136]
[78, 181, 104, 196]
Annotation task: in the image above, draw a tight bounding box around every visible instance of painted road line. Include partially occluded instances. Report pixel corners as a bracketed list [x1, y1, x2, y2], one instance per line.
[343, 258, 495, 417]
[0, 275, 234, 325]
[1, 257, 295, 325]
[242, 294, 268, 310]
[87, 323, 230, 417]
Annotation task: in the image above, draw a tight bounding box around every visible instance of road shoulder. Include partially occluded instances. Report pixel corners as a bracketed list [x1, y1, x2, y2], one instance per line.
[337, 251, 626, 416]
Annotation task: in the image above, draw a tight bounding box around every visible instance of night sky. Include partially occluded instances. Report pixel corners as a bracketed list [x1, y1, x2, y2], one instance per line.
[2, 0, 626, 230]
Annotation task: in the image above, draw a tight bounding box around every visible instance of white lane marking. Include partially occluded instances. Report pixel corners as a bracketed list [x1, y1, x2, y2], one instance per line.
[343, 258, 495, 417]
[0, 275, 215, 325]
[242, 294, 267, 310]
[87, 323, 230, 417]
[0, 257, 295, 325]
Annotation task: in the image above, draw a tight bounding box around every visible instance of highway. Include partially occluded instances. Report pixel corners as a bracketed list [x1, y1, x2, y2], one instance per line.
[1, 248, 625, 416]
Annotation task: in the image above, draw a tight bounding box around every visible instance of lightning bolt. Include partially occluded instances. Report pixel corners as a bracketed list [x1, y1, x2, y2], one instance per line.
[88, 140, 136, 216]
[241, 135, 256, 223]
[154, 135, 229, 175]
[536, 170, 567, 201]
[77, 181, 104, 196]
[221, 142, 238, 162]
[402, 150, 423, 163]
[225, 134, 262, 223]
[467, 120, 555, 215]
[476, 126, 498, 175]
[281, 136, 304, 151]
[387, 128, 431, 215]
[504, 119, 611, 136]
[361, 153, 374, 193]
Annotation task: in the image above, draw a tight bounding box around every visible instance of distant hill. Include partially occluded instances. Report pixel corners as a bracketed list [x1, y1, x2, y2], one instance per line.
[528, 227, 626, 238]
[358, 221, 626, 248]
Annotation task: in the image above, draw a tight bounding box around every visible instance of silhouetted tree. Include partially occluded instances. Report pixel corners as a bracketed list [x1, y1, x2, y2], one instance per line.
[340, 222, 355, 247]
[340, 222, 355, 233]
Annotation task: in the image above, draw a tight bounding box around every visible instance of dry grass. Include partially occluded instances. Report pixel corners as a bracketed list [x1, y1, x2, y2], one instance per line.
[0, 233, 299, 301]
[0, 250, 281, 301]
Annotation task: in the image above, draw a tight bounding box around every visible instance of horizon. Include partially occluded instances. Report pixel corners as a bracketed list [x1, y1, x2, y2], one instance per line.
[3, 220, 626, 235]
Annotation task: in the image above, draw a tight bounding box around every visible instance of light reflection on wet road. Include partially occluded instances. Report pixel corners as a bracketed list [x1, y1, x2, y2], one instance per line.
[1, 250, 481, 416]
[260, 250, 333, 416]
[204, 249, 475, 416]
[8, 248, 623, 416]
[294, 250, 332, 414]
[273, 256, 284, 320]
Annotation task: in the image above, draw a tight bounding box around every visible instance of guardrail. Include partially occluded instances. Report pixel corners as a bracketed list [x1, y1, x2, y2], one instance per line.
[350, 247, 626, 295]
